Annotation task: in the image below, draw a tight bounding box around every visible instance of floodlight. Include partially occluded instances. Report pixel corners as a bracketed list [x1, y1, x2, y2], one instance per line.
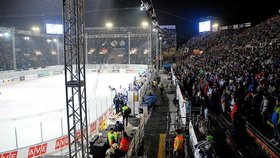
[105, 22, 113, 29]
[32, 26, 40, 32]
[4, 32, 10, 37]
[212, 23, 219, 28]
[142, 21, 149, 28]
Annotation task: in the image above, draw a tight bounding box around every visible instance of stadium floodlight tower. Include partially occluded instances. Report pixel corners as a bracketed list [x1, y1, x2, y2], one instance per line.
[63, 0, 89, 158]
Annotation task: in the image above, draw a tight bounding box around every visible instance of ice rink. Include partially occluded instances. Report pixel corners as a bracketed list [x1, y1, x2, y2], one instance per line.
[0, 72, 138, 152]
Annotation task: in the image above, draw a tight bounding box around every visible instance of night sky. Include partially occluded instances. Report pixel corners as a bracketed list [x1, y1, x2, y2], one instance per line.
[0, 0, 278, 45]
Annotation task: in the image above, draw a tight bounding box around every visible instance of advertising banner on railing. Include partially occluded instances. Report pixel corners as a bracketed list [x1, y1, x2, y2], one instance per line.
[189, 122, 198, 149]
[0, 106, 114, 158]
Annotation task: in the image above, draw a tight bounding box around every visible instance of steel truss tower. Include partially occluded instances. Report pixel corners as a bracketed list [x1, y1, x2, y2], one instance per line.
[63, 0, 89, 157]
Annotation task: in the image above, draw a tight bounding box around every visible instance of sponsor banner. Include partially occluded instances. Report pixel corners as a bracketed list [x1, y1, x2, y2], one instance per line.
[90, 121, 97, 134]
[27, 143, 48, 158]
[111, 69, 120, 73]
[11, 77, 20, 83]
[119, 69, 126, 73]
[20, 76, 25, 81]
[0, 103, 116, 157]
[54, 136, 68, 150]
[189, 122, 198, 149]
[245, 22, 251, 27]
[0, 151, 18, 158]
[126, 69, 137, 73]
[25, 74, 37, 80]
[37, 72, 50, 78]
[37, 74, 44, 78]
[53, 71, 63, 75]
[98, 114, 107, 131]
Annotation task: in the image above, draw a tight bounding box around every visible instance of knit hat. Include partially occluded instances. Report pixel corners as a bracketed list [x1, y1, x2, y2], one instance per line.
[206, 135, 214, 142]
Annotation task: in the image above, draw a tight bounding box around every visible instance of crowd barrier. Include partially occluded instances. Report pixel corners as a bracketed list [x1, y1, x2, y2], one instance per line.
[0, 106, 114, 158]
[171, 67, 186, 126]
[0, 64, 147, 86]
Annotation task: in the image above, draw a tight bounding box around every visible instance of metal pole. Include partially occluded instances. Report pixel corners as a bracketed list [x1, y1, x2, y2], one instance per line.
[61, 117, 64, 136]
[128, 32, 131, 65]
[155, 31, 159, 72]
[40, 122, 43, 142]
[60, 116, 64, 155]
[85, 33, 88, 65]
[159, 38, 162, 70]
[11, 28, 16, 70]
[15, 127, 18, 149]
[57, 40, 60, 65]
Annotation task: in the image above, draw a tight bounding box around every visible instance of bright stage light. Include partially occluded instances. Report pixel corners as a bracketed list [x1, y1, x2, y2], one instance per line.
[32, 26, 40, 32]
[142, 21, 149, 28]
[105, 22, 113, 29]
[4, 32, 10, 37]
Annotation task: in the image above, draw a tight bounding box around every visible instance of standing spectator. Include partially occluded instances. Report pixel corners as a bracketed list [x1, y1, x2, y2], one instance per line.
[220, 89, 227, 113]
[230, 99, 239, 136]
[122, 103, 130, 126]
[113, 95, 120, 114]
[260, 94, 269, 127]
[173, 129, 184, 158]
[271, 99, 280, 146]
[185, 96, 192, 114]
[159, 82, 164, 96]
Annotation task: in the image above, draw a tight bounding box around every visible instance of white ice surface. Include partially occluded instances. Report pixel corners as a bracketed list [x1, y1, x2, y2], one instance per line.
[0, 72, 138, 152]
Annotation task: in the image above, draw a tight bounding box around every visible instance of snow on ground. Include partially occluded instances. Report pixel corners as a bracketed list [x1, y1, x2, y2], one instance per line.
[0, 72, 138, 152]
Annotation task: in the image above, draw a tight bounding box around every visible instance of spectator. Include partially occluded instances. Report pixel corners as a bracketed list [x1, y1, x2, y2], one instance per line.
[260, 94, 269, 127]
[114, 121, 124, 132]
[119, 131, 132, 156]
[113, 95, 121, 114]
[173, 129, 184, 158]
[271, 99, 280, 146]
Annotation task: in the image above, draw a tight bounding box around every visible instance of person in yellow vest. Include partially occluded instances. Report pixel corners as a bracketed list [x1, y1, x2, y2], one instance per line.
[122, 103, 130, 126]
[107, 128, 118, 147]
[173, 129, 184, 158]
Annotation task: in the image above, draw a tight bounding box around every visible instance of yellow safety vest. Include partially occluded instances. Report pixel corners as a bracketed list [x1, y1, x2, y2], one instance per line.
[107, 131, 118, 146]
[122, 105, 129, 113]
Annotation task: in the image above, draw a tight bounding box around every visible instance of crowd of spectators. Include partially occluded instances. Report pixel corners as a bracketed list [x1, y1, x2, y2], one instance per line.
[174, 15, 280, 141]
[160, 26, 177, 52]
[0, 26, 152, 72]
[87, 34, 149, 65]
[0, 30, 62, 71]
[0, 36, 13, 71]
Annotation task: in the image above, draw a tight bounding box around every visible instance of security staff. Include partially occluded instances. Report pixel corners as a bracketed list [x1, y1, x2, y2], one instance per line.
[107, 128, 118, 146]
[122, 103, 129, 126]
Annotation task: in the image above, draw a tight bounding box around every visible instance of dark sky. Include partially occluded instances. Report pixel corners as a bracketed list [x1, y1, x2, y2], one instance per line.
[0, 0, 279, 45]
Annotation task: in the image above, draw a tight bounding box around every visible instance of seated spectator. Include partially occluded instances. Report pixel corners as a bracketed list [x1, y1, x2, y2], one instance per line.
[105, 143, 121, 158]
[119, 131, 132, 156]
[114, 121, 124, 132]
